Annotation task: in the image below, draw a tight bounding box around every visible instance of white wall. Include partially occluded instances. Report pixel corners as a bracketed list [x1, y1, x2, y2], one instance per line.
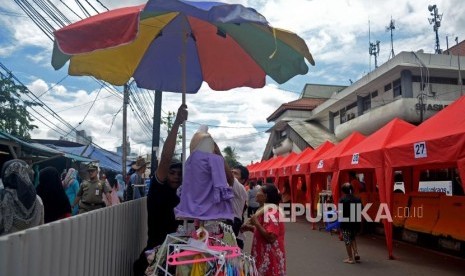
[0, 198, 147, 276]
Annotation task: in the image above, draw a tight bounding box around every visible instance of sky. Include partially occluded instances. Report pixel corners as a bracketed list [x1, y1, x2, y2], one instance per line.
[1, 0, 465, 165]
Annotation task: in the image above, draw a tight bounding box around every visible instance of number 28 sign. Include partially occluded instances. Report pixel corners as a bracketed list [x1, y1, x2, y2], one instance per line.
[414, 141, 427, 158]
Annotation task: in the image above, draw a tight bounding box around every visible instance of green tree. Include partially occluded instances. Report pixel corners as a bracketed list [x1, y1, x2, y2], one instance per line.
[223, 146, 241, 167]
[161, 111, 182, 145]
[0, 74, 39, 139]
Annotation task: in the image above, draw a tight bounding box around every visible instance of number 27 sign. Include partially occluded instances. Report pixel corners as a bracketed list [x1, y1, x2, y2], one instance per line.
[414, 141, 427, 158]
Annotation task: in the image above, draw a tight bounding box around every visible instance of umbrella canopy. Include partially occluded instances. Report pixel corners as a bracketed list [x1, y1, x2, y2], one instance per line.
[52, 0, 314, 93]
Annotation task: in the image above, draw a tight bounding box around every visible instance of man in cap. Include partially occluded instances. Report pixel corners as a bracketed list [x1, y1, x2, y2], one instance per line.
[72, 163, 112, 214]
[128, 157, 150, 200]
[134, 104, 187, 276]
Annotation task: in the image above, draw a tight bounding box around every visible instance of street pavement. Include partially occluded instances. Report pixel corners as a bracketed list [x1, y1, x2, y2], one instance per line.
[243, 219, 465, 275]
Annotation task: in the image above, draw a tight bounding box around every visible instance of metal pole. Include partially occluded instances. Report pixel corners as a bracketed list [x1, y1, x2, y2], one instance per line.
[122, 84, 129, 180]
[419, 92, 424, 122]
[456, 37, 463, 96]
[435, 28, 440, 54]
[181, 26, 188, 174]
[151, 90, 162, 176]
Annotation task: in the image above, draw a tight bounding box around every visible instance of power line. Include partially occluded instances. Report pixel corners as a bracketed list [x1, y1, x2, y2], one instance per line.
[128, 87, 153, 136]
[187, 120, 271, 129]
[54, 94, 114, 113]
[36, 74, 69, 98]
[95, 0, 109, 11]
[63, 84, 103, 138]
[14, 0, 54, 40]
[0, 62, 119, 153]
[84, 0, 100, 14]
[0, 8, 29, 17]
[59, 0, 83, 20]
[108, 104, 123, 133]
[74, 0, 91, 17]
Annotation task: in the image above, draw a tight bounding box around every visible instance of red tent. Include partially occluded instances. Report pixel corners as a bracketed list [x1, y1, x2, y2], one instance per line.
[290, 147, 317, 175]
[385, 95, 465, 196]
[310, 132, 366, 173]
[385, 95, 465, 171]
[309, 132, 366, 211]
[339, 118, 416, 171]
[273, 153, 298, 198]
[288, 142, 335, 222]
[337, 118, 416, 259]
[258, 156, 284, 181]
[382, 96, 465, 258]
[278, 152, 300, 177]
[298, 141, 334, 172]
[247, 162, 261, 179]
[267, 155, 289, 180]
[249, 159, 272, 180]
[248, 160, 267, 180]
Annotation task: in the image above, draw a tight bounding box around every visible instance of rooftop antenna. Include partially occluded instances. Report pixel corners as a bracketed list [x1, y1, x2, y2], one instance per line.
[368, 20, 380, 69]
[386, 17, 396, 59]
[428, 4, 443, 54]
[368, 20, 371, 71]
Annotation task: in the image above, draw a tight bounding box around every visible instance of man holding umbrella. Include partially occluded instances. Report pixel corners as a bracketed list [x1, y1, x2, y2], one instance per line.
[134, 104, 187, 276]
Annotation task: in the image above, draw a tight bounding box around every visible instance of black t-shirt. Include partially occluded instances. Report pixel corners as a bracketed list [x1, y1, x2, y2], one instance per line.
[339, 194, 362, 232]
[146, 175, 181, 249]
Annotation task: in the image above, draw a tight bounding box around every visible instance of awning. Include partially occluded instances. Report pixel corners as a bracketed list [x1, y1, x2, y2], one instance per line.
[63, 152, 96, 163]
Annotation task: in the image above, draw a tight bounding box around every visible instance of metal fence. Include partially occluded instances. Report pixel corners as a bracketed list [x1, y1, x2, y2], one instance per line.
[0, 198, 147, 276]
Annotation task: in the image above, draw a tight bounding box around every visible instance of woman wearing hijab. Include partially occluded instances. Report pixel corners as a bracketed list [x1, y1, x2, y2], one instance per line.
[0, 159, 44, 236]
[62, 168, 80, 215]
[37, 167, 72, 223]
[115, 174, 126, 202]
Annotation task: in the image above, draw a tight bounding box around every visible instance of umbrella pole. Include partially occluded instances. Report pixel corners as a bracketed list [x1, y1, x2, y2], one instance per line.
[181, 28, 188, 174]
[182, 28, 187, 232]
[182, 92, 186, 171]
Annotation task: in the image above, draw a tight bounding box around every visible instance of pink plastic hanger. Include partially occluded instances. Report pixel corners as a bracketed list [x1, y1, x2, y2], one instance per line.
[167, 227, 241, 265]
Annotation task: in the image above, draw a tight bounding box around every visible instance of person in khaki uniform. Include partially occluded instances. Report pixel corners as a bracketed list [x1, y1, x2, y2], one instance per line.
[72, 163, 112, 214]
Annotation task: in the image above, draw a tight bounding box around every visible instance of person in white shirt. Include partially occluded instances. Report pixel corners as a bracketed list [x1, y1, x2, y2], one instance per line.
[230, 165, 249, 249]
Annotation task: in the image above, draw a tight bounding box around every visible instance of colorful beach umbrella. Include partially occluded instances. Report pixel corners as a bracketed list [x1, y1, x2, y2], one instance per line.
[51, 0, 315, 165]
[51, 0, 314, 93]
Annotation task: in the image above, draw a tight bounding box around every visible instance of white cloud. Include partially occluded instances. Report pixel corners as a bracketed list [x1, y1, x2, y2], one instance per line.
[3, 0, 465, 166]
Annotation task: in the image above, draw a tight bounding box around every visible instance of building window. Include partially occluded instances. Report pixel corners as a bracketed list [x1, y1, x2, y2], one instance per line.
[412, 75, 458, 85]
[340, 108, 347, 123]
[362, 96, 371, 112]
[346, 101, 357, 110]
[384, 83, 392, 92]
[371, 90, 378, 98]
[393, 79, 402, 97]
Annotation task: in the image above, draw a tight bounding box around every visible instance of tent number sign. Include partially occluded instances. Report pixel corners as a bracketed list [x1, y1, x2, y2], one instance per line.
[351, 153, 360, 164]
[317, 160, 324, 169]
[414, 141, 427, 158]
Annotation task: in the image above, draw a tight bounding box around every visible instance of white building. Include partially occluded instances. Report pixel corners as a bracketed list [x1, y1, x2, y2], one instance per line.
[264, 46, 465, 160]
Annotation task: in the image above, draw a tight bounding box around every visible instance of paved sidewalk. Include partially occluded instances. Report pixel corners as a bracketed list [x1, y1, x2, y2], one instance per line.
[243, 220, 465, 275]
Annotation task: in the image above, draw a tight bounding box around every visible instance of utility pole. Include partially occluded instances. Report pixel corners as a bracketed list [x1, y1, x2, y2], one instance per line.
[150, 90, 163, 176]
[122, 84, 129, 180]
